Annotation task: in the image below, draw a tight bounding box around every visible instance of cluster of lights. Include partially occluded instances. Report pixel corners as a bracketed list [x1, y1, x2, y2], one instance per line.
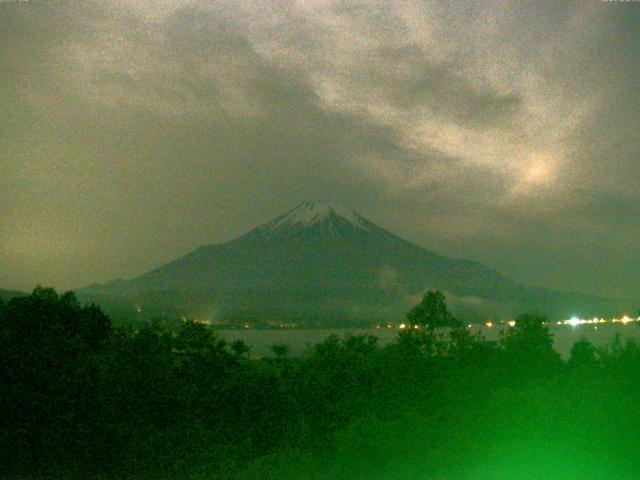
[380, 315, 639, 331]
[179, 317, 212, 325]
[398, 323, 420, 330]
[466, 316, 640, 329]
[560, 315, 638, 327]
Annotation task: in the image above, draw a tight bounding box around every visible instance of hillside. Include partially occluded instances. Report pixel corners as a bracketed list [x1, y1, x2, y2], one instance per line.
[0, 289, 27, 302]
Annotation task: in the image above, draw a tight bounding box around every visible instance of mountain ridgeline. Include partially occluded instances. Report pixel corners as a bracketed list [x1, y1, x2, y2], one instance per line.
[77, 201, 632, 324]
[0, 289, 27, 302]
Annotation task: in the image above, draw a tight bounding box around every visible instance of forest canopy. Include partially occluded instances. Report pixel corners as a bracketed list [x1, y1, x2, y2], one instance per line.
[1, 288, 640, 479]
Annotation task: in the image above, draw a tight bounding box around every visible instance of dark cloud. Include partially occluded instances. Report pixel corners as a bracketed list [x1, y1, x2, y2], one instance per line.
[1, 0, 639, 300]
[370, 46, 522, 128]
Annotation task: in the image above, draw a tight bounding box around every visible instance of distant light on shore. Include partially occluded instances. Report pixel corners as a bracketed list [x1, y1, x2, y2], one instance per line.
[463, 315, 639, 330]
[560, 315, 638, 327]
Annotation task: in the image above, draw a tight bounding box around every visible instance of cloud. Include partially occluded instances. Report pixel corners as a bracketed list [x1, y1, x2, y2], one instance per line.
[360, 45, 522, 128]
[0, 0, 638, 300]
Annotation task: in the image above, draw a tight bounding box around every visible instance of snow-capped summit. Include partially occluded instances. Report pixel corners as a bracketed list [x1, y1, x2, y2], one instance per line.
[246, 200, 370, 239]
[280, 201, 365, 228]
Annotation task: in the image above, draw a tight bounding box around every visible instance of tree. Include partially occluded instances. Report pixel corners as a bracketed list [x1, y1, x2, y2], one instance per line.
[0, 287, 112, 473]
[271, 343, 290, 360]
[175, 319, 224, 354]
[0, 286, 111, 347]
[231, 339, 251, 358]
[499, 313, 560, 378]
[500, 313, 554, 354]
[569, 336, 598, 369]
[406, 290, 459, 332]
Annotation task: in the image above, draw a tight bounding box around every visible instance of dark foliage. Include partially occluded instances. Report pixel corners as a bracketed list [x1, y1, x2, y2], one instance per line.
[1, 288, 639, 479]
[406, 290, 461, 331]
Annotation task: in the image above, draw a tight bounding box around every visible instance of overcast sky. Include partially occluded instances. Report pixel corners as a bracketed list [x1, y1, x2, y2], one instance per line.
[1, 0, 639, 299]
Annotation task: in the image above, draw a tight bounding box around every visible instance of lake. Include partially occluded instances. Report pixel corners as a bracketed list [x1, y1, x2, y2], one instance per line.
[217, 322, 640, 358]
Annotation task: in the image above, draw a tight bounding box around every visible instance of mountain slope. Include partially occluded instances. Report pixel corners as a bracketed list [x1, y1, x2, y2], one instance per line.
[0, 289, 27, 302]
[77, 201, 632, 323]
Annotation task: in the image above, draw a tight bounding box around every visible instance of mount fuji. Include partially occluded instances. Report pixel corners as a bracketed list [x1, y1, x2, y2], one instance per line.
[77, 201, 631, 324]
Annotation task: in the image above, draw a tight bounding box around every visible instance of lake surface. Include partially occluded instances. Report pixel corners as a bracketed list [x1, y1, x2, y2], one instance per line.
[218, 323, 640, 358]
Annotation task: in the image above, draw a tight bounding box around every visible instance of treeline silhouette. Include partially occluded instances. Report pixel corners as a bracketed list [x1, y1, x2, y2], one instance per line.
[2, 287, 640, 479]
